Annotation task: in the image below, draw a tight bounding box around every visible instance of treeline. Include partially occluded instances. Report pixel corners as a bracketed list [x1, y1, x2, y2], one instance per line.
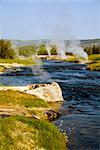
[84, 45, 100, 55]
[18, 44, 57, 56]
[18, 44, 100, 57]
[0, 39, 15, 59]
[0, 39, 100, 59]
[18, 45, 35, 57]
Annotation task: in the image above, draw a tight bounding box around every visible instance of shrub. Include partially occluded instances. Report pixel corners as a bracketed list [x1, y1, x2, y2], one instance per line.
[18, 45, 35, 57]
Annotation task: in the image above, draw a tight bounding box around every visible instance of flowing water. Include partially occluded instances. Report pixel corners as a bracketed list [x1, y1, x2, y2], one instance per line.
[0, 60, 100, 150]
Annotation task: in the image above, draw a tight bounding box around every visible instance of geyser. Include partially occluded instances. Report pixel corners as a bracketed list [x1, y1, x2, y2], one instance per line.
[66, 40, 88, 60]
[31, 52, 52, 83]
[46, 40, 67, 59]
[45, 44, 51, 57]
[46, 39, 88, 61]
[52, 40, 67, 59]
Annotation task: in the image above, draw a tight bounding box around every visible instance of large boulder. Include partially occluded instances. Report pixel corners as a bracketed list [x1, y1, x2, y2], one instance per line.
[25, 82, 64, 102]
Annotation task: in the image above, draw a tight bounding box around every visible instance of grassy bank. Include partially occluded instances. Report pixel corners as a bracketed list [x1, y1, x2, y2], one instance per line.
[87, 54, 100, 71]
[0, 116, 66, 150]
[64, 56, 79, 63]
[64, 54, 100, 71]
[0, 90, 49, 109]
[0, 90, 67, 149]
[0, 58, 34, 66]
[0, 90, 49, 119]
[0, 54, 100, 72]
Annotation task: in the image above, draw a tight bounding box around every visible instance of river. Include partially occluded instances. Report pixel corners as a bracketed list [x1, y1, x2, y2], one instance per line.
[0, 60, 100, 150]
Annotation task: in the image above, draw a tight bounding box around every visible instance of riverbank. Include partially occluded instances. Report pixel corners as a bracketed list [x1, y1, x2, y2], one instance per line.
[87, 54, 100, 71]
[0, 54, 100, 73]
[0, 90, 67, 149]
[0, 58, 34, 73]
[0, 57, 68, 149]
[64, 54, 100, 71]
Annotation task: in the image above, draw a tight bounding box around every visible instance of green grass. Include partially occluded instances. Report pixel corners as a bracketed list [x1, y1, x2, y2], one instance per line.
[0, 90, 67, 149]
[64, 54, 100, 71]
[0, 116, 67, 150]
[89, 54, 100, 62]
[0, 83, 4, 87]
[64, 56, 79, 63]
[0, 58, 35, 66]
[0, 90, 49, 109]
[87, 54, 100, 71]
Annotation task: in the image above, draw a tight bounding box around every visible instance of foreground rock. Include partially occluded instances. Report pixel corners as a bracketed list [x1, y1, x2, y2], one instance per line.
[44, 110, 62, 121]
[0, 82, 64, 102]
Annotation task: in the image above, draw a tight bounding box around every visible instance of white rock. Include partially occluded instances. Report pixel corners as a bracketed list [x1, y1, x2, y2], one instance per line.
[25, 82, 64, 102]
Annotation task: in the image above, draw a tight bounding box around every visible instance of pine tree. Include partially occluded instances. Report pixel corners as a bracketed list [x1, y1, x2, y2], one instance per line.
[0, 39, 15, 59]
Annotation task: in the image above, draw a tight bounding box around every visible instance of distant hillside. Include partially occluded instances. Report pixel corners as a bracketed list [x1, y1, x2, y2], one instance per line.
[11, 40, 39, 47]
[11, 39, 49, 47]
[81, 39, 100, 47]
[10, 38, 100, 55]
[11, 39, 100, 47]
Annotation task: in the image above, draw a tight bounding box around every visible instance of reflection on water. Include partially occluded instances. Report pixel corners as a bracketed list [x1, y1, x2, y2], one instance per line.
[0, 60, 100, 150]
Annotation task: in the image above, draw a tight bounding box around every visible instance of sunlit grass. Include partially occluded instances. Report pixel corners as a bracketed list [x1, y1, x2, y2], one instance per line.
[88, 54, 100, 62]
[0, 58, 35, 66]
[87, 54, 100, 71]
[64, 56, 79, 63]
[0, 90, 49, 109]
[0, 116, 67, 150]
[0, 90, 67, 149]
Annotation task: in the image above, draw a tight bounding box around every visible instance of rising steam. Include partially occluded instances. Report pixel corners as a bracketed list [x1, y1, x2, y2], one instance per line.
[66, 40, 88, 60]
[46, 39, 88, 61]
[31, 50, 52, 83]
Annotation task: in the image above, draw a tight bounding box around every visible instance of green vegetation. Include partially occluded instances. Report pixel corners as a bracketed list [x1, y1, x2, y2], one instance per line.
[0, 58, 34, 66]
[87, 62, 100, 71]
[0, 83, 4, 86]
[0, 90, 49, 109]
[37, 43, 48, 55]
[18, 43, 57, 56]
[87, 54, 100, 71]
[0, 39, 15, 59]
[64, 56, 79, 63]
[50, 45, 57, 55]
[0, 90, 67, 149]
[88, 54, 100, 62]
[64, 54, 100, 71]
[18, 45, 35, 57]
[0, 116, 66, 150]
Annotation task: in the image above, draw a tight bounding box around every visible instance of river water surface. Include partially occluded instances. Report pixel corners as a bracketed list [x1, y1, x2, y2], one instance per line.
[0, 60, 100, 150]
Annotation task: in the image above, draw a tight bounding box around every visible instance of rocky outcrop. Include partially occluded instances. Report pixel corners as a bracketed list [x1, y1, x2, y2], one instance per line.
[26, 82, 64, 102]
[0, 82, 64, 102]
